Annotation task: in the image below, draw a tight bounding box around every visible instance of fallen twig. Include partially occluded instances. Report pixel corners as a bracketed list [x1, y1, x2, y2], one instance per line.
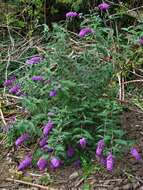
[5, 178, 52, 190]
[0, 108, 7, 126]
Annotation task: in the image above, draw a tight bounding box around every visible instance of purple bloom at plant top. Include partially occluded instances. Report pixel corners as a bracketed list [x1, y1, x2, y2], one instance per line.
[130, 148, 141, 160]
[51, 157, 60, 169]
[79, 138, 86, 149]
[67, 146, 75, 157]
[138, 36, 143, 45]
[3, 76, 16, 86]
[15, 133, 29, 147]
[79, 28, 93, 38]
[37, 157, 48, 171]
[18, 155, 32, 171]
[49, 90, 57, 97]
[9, 84, 21, 95]
[96, 139, 105, 156]
[39, 137, 48, 147]
[98, 2, 110, 11]
[26, 55, 42, 65]
[106, 152, 114, 171]
[43, 121, 53, 136]
[66, 11, 79, 18]
[31, 76, 44, 81]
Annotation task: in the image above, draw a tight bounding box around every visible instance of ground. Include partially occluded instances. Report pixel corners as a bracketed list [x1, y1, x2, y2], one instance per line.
[1, 108, 143, 190]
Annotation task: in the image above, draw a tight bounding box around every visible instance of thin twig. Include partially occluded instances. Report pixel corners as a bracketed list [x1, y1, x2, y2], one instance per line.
[124, 79, 143, 85]
[0, 108, 7, 126]
[5, 178, 52, 190]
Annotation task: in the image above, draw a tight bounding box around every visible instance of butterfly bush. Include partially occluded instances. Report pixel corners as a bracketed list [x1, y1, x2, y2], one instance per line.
[79, 28, 93, 38]
[9, 84, 21, 95]
[66, 11, 79, 18]
[3, 76, 16, 87]
[51, 157, 60, 169]
[49, 90, 57, 97]
[26, 55, 42, 65]
[37, 157, 48, 170]
[79, 138, 86, 149]
[39, 137, 48, 147]
[98, 2, 110, 11]
[15, 133, 29, 146]
[130, 148, 141, 160]
[106, 152, 114, 171]
[31, 76, 44, 81]
[96, 139, 105, 156]
[18, 155, 32, 171]
[43, 121, 54, 136]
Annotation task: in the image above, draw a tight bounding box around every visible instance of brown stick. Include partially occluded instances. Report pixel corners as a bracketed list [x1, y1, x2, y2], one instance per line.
[123, 79, 143, 85]
[5, 178, 52, 190]
[0, 108, 7, 126]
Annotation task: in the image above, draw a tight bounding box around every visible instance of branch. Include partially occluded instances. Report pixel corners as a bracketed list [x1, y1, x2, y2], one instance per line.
[5, 178, 52, 190]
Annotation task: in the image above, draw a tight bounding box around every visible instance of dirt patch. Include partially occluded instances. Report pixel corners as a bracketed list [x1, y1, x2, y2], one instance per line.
[1, 109, 143, 190]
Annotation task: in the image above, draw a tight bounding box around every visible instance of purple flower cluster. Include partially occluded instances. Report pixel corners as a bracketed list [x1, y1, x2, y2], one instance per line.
[26, 55, 42, 65]
[106, 152, 114, 171]
[49, 90, 57, 97]
[95, 139, 114, 171]
[43, 121, 54, 136]
[37, 157, 48, 171]
[51, 157, 60, 169]
[66, 11, 79, 18]
[96, 139, 105, 156]
[130, 148, 141, 161]
[79, 28, 93, 38]
[3, 76, 16, 87]
[79, 138, 86, 149]
[39, 137, 48, 147]
[98, 2, 110, 11]
[9, 84, 21, 95]
[15, 133, 29, 147]
[18, 155, 32, 171]
[31, 76, 44, 81]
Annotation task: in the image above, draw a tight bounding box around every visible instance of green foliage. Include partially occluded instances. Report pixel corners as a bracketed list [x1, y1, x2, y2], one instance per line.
[2, 4, 141, 170]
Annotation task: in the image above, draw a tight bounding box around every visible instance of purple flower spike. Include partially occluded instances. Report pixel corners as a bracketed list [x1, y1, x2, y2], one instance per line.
[79, 138, 86, 149]
[37, 157, 48, 171]
[9, 84, 21, 95]
[39, 137, 48, 147]
[66, 11, 79, 18]
[15, 133, 29, 147]
[49, 90, 57, 97]
[3, 76, 16, 87]
[96, 139, 105, 156]
[67, 146, 75, 157]
[18, 156, 32, 171]
[79, 28, 93, 38]
[106, 152, 114, 171]
[43, 121, 53, 136]
[130, 148, 141, 161]
[98, 2, 110, 11]
[26, 55, 42, 65]
[51, 157, 60, 169]
[138, 36, 143, 45]
[31, 76, 44, 81]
